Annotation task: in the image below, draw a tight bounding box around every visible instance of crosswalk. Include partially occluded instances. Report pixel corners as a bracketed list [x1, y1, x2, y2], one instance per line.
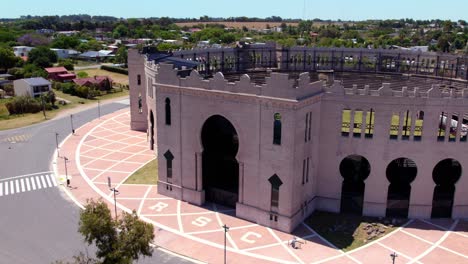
[1, 134, 32, 143]
[0, 173, 58, 197]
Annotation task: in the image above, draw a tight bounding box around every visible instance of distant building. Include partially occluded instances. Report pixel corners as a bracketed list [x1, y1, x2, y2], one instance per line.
[13, 77, 51, 97]
[45, 67, 76, 82]
[50, 48, 81, 59]
[12, 46, 34, 57]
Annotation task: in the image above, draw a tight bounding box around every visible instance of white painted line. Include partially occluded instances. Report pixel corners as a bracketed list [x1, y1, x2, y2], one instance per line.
[213, 204, 238, 250]
[25, 178, 31, 191]
[400, 229, 434, 245]
[10, 181, 15, 194]
[137, 186, 153, 216]
[15, 180, 20, 193]
[177, 200, 184, 233]
[377, 242, 415, 262]
[40, 175, 46, 189]
[0, 182, 3, 196]
[50, 174, 58, 186]
[36, 176, 42, 189]
[45, 174, 52, 188]
[31, 177, 36, 190]
[5, 181, 8, 195]
[242, 241, 286, 252]
[267, 227, 305, 264]
[0, 171, 53, 182]
[20, 178, 25, 192]
[438, 245, 468, 259]
[419, 219, 449, 231]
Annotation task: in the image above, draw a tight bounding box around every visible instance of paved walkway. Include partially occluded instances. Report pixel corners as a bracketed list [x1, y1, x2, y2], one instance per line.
[53, 109, 468, 264]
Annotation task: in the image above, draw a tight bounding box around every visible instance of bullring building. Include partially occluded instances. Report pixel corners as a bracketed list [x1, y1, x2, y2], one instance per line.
[128, 44, 468, 232]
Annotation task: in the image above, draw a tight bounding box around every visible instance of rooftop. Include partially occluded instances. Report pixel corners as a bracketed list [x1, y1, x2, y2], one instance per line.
[22, 77, 51, 86]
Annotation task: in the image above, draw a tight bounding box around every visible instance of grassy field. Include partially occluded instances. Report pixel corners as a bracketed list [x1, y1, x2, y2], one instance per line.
[0, 89, 128, 131]
[73, 69, 129, 85]
[124, 159, 158, 185]
[305, 211, 400, 251]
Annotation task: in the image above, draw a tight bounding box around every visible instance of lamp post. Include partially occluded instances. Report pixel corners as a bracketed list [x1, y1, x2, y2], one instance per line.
[70, 114, 75, 134]
[390, 252, 398, 264]
[222, 224, 229, 264]
[63, 156, 69, 187]
[55, 132, 60, 157]
[108, 177, 119, 220]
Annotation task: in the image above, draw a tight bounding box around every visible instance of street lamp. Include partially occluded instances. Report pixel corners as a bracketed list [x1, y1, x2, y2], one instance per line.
[390, 252, 398, 264]
[108, 177, 119, 220]
[55, 132, 60, 157]
[63, 156, 70, 187]
[222, 224, 229, 264]
[70, 114, 75, 134]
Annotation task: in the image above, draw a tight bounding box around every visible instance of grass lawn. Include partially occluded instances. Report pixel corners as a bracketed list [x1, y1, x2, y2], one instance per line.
[0, 89, 128, 131]
[305, 211, 402, 251]
[73, 69, 129, 85]
[124, 159, 158, 185]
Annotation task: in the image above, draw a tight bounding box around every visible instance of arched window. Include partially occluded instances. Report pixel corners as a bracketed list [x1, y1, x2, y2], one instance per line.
[268, 174, 283, 211]
[165, 98, 171, 126]
[273, 113, 282, 145]
[164, 150, 174, 181]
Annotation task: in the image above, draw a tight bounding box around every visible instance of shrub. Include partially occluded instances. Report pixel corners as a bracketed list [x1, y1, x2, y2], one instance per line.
[5, 96, 42, 115]
[58, 59, 74, 71]
[101, 65, 128, 75]
[61, 82, 77, 95]
[76, 71, 89, 78]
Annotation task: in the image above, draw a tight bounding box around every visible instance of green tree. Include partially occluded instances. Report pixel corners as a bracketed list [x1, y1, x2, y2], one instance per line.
[0, 47, 18, 71]
[28, 46, 58, 68]
[114, 46, 128, 65]
[78, 199, 154, 264]
[58, 59, 75, 70]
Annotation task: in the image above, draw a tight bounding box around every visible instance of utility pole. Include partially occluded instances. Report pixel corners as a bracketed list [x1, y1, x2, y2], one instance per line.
[222, 224, 229, 264]
[108, 177, 119, 220]
[55, 132, 60, 157]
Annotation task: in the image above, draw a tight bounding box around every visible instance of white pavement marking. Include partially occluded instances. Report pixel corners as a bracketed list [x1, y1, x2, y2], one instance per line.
[408, 220, 460, 263]
[400, 229, 434, 245]
[267, 227, 305, 264]
[213, 204, 238, 250]
[137, 186, 153, 216]
[31, 177, 37, 190]
[25, 178, 31, 191]
[15, 179, 20, 193]
[0, 171, 53, 182]
[377, 242, 419, 263]
[420, 219, 450, 231]
[45, 174, 52, 187]
[438, 245, 468, 259]
[50, 175, 58, 186]
[36, 176, 42, 189]
[0, 182, 3, 196]
[10, 181, 15, 194]
[177, 200, 184, 233]
[40, 175, 46, 189]
[20, 178, 25, 192]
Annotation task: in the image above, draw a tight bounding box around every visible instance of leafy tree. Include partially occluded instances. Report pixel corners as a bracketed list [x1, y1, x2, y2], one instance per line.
[28, 46, 58, 68]
[113, 24, 129, 39]
[58, 59, 74, 70]
[114, 46, 128, 65]
[77, 71, 89, 78]
[0, 47, 18, 71]
[78, 199, 154, 264]
[52, 35, 80, 49]
[17, 33, 51, 46]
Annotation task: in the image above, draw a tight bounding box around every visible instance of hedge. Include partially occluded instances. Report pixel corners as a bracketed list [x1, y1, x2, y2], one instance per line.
[5, 96, 42, 115]
[101, 65, 128, 75]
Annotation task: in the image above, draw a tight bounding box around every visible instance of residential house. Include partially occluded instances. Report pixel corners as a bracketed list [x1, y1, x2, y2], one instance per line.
[78, 50, 114, 61]
[13, 46, 34, 57]
[13, 77, 51, 97]
[45, 67, 76, 82]
[73, 76, 113, 90]
[50, 48, 81, 59]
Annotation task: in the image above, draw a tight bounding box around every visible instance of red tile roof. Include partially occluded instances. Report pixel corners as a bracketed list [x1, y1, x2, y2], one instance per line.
[73, 76, 113, 86]
[45, 67, 68, 73]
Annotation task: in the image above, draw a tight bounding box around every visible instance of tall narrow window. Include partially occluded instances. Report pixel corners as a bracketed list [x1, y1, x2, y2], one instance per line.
[273, 113, 282, 145]
[437, 112, 445, 141]
[138, 93, 142, 113]
[341, 109, 351, 137]
[389, 112, 400, 140]
[414, 111, 424, 141]
[164, 150, 174, 182]
[353, 110, 363, 137]
[269, 174, 283, 211]
[308, 112, 312, 141]
[137, 74, 141, 85]
[402, 110, 411, 140]
[461, 114, 467, 142]
[165, 98, 171, 126]
[365, 108, 375, 138]
[306, 157, 310, 183]
[449, 113, 458, 142]
[302, 159, 306, 185]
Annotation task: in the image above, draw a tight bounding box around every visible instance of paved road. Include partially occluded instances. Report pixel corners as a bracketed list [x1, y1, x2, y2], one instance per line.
[0, 100, 193, 264]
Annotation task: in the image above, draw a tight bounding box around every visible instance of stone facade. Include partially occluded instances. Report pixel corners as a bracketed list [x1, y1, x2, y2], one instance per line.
[129, 47, 468, 232]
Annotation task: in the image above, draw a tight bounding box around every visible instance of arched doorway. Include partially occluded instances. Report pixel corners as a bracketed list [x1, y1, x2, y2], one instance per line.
[431, 159, 462, 218]
[201, 115, 239, 207]
[149, 110, 154, 150]
[339, 155, 371, 215]
[386, 157, 417, 218]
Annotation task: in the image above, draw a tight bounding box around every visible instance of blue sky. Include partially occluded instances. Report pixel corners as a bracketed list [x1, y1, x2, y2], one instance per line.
[1, 0, 467, 20]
